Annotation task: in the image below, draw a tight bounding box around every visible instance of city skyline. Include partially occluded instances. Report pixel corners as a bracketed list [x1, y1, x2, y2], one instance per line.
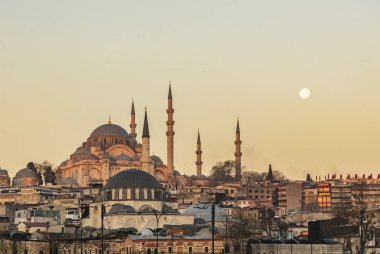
[1, 1, 380, 179]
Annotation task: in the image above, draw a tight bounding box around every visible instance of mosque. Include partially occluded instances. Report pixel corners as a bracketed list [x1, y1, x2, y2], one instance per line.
[54, 85, 181, 188]
[12, 84, 243, 189]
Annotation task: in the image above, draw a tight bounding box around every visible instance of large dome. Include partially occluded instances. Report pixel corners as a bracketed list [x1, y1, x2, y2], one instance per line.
[89, 123, 128, 138]
[12, 168, 39, 187]
[104, 169, 161, 189]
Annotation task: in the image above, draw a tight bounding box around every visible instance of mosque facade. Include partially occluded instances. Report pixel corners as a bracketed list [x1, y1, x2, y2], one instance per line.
[55, 86, 178, 188]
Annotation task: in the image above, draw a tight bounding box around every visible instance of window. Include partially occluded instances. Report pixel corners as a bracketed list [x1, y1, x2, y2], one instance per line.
[168, 247, 172, 253]
[205, 247, 209, 253]
[189, 247, 192, 253]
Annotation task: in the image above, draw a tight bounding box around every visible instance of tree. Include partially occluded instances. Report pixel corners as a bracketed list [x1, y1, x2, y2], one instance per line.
[241, 169, 287, 186]
[210, 161, 237, 182]
[241, 171, 266, 185]
[334, 182, 380, 254]
[27, 162, 43, 185]
[35, 161, 57, 185]
[227, 207, 260, 254]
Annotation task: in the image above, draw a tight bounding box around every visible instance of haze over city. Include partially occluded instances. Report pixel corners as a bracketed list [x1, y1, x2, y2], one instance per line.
[1, 1, 380, 180]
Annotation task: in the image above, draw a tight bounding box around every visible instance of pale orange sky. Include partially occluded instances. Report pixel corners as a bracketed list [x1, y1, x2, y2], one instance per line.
[1, 1, 380, 180]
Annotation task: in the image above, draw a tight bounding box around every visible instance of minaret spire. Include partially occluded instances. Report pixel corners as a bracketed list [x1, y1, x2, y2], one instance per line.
[267, 164, 274, 181]
[142, 107, 150, 138]
[108, 115, 112, 124]
[196, 130, 203, 178]
[234, 118, 242, 180]
[166, 82, 175, 175]
[129, 99, 137, 145]
[130, 99, 137, 139]
[141, 107, 152, 174]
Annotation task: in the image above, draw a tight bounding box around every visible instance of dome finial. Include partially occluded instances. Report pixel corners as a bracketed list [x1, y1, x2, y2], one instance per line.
[108, 115, 112, 124]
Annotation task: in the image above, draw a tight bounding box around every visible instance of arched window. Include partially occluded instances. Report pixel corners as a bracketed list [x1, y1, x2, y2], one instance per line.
[112, 189, 118, 200]
[135, 189, 139, 199]
[106, 190, 112, 200]
[144, 189, 148, 200]
[154, 190, 161, 200]
[127, 189, 131, 199]
[119, 189, 123, 200]
[139, 189, 144, 200]
[147, 189, 152, 199]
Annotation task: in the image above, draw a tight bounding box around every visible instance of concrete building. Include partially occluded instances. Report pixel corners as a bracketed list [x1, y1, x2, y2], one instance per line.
[317, 183, 331, 212]
[302, 183, 318, 212]
[330, 183, 352, 209]
[277, 182, 302, 213]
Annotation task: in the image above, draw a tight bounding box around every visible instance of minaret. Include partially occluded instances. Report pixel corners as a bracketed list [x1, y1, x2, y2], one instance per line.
[267, 164, 274, 181]
[195, 130, 203, 178]
[141, 107, 152, 173]
[129, 99, 137, 142]
[166, 83, 175, 175]
[234, 118, 242, 180]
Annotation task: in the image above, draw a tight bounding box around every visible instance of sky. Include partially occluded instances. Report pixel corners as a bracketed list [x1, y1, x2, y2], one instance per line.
[1, 1, 380, 180]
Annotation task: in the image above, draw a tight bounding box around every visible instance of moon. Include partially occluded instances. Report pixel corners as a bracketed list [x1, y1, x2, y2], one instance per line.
[299, 88, 311, 99]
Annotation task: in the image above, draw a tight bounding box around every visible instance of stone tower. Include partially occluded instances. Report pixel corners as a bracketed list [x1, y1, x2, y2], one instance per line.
[129, 99, 137, 143]
[141, 108, 152, 173]
[234, 119, 242, 180]
[195, 130, 203, 177]
[166, 83, 175, 175]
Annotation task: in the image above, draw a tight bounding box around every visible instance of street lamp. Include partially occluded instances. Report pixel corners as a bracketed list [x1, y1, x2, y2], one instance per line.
[148, 207, 171, 254]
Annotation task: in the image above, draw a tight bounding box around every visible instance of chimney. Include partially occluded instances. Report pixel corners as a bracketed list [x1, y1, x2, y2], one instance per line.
[363, 174, 366, 179]
[347, 174, 350, 179]
[340, 174, 342, 180]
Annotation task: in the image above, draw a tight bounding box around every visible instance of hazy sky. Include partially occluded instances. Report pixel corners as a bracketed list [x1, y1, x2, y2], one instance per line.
[1, 1, 380, 180]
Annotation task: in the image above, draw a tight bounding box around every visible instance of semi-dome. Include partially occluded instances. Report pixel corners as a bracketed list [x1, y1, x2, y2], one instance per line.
[104, 169, 161, 189]
[12, 168, 39, 187]
[114, 154, 132, 162]
[108, 204, 136, 214]
[89, 123, 128, 138]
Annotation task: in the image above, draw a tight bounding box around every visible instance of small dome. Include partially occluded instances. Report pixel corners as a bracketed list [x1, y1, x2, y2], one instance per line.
[89, 124, 128, 138]
[151, 155, 163, 164]
[104, 169, 161, 189]
[72, 147, 98, 161]
[183, 204, 227, 222]
[12, 168, 39, 187]
[0, 169, 9, 176]
[140, 228, 154, 236]
[59, 177, 79, 186]
[194, 218, 208, 225]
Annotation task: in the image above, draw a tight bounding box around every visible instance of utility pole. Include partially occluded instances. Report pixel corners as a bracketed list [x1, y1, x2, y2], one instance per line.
[212, 203, 215, 254]
[101, 197, 105, 254]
